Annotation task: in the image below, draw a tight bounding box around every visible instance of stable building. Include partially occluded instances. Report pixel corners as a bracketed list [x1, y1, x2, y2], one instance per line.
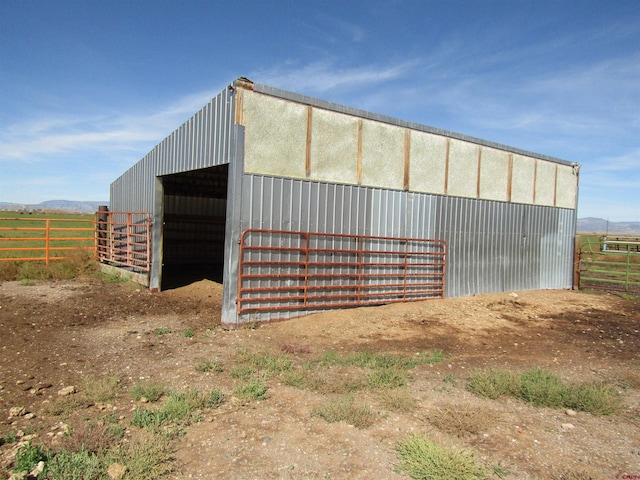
[110, 77, 580, 328]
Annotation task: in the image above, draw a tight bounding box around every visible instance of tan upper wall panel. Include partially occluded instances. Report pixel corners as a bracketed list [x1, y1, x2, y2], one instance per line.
[309, 108, 359, 184]
[510, 154, 535, 205]
[478, 146, 509, 202]
[409, 130, 447, 195]
[447, 139, 479, 198]
[240, 89, 577, 209]
[534, 160, 556, 206]
[555, 164, 578, 209]
[360, 119, 405, 190]
[242, 91, 307, 178]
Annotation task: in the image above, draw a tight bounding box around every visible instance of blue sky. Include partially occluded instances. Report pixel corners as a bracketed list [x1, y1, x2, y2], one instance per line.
[1, 1, 638, 221]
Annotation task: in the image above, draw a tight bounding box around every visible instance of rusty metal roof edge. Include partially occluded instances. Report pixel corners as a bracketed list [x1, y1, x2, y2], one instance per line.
[248, 79, 576, 168]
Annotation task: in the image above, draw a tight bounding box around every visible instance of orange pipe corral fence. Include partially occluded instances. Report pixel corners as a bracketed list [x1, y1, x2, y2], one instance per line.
[0, 217, 95, 264]
[0, 213, 151, 274]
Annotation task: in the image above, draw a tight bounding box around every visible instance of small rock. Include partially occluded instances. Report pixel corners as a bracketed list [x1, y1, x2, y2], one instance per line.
[57, 386, 76, 396]
[29, 461, 45, 477]
[508, 292, 519, 298]
[107, 463, 128, 479]
[24, 412, 36, 420]
[9, 406, 26, 417]
[561, 423, 575, 431]
[565, 409, 577, 417]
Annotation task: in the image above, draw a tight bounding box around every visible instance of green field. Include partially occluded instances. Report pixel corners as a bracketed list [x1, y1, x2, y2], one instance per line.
[0, 211, 95, 261]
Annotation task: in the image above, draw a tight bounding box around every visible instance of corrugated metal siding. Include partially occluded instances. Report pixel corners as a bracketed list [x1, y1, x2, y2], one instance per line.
[110, 86, 236, 213]
[433, 199, 574, 297]
[233, 173, 575, 323]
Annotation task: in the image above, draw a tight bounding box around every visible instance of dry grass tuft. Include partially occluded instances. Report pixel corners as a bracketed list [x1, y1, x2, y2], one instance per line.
[617, 367, 640, 389]
[428, 404, 500, 438]
[376, 388, 418, 412]
[0, 261, 20, 281]
[280, 343, 311, 354]
[41, 394, 90, 417]
[312, 395, 376, 429]
[549, 468, 598, 479]
[82, 375, 121, 403]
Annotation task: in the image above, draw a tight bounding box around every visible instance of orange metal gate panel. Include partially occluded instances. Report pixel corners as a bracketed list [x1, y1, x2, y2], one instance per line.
[95, 212, 151, 273]
[238, 229, 446, 314]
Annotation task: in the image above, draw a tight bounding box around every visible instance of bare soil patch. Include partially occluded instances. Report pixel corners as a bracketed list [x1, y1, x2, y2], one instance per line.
[0, 278, 639, 479]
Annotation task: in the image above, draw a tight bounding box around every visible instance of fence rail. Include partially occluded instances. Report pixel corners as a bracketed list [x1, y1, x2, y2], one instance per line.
[602, 236, 640, 253]
[578, 236, 640, 293]
[0, 217, 95, 264]
[238, 229, 446, 314]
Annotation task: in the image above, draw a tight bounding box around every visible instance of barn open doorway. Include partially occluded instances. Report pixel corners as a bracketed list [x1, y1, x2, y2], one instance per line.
[159, 164, 229, 290]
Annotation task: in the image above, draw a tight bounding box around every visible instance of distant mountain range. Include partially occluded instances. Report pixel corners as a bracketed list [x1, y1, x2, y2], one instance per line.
[0, 201, 638, 233]
[577, 217, 640, 234]
[0, 200, 108, 213]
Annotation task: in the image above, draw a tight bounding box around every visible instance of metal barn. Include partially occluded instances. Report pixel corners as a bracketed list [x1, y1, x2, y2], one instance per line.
[110, 77, 580, 328]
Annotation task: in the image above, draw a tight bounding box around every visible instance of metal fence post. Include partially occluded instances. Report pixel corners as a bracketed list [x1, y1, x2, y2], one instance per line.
[626, 246, 631, 292]
[96, 206, 109, 261]
[45, 219, 50, 265]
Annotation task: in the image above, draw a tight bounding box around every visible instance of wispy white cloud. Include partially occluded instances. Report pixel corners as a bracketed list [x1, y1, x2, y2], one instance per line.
[0, 88, 220, 162]
[579, 149, 640, 203]
[324, 16, 365, 43]
[296, 13, 366, 47]
[251, 59, 419, 93]
[381, 48, 640, 149]
[581, 176, 640, 189]
[0, 175, 67, 188]
[590, 149, 640, 173]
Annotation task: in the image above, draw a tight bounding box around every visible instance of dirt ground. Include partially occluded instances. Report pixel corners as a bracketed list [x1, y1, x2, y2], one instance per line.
[0, 278, 639, 479]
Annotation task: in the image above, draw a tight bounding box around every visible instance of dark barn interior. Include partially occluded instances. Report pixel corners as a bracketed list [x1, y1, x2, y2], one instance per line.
[159, 164, 229, 289]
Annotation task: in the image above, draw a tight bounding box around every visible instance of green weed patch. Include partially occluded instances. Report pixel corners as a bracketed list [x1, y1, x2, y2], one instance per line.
[467, 367, 621, 414]
[396, 433, 489, 480]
